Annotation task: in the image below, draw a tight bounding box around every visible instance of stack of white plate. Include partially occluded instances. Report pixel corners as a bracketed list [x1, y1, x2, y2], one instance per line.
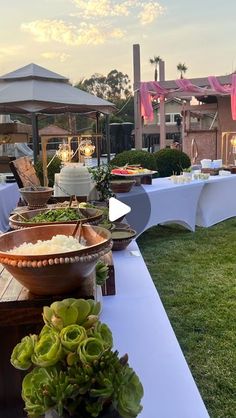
[201, 159, 212, 169]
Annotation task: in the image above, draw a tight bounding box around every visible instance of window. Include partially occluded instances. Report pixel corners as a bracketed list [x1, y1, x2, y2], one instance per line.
[174, 114, 181, 123]
[156, 112, 182, 125]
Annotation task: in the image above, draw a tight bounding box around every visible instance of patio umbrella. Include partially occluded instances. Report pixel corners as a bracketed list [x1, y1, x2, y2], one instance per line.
[0, 63, 115, 160]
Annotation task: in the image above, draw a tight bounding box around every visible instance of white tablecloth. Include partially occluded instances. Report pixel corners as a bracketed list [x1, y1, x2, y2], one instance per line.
[102, 242, 210, 418]
[0, 183, 20, 232]
[196, 174, 236, 227]
[118, 178, 205, 235]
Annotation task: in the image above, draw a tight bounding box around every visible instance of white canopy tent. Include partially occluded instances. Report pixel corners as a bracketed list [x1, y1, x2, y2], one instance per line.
[0, 63, 115, 161]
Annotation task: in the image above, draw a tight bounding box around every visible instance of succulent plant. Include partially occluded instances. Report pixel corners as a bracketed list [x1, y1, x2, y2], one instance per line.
[11, 298, 143, 418]
[95, 261, 109, 286]
[11, 335, 37, 370]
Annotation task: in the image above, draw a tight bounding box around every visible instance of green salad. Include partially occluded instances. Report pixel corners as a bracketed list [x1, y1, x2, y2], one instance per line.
[26, 208, 85, 223]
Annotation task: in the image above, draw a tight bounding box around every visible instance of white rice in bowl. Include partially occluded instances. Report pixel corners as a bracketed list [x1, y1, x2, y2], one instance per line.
[7, 235, 86, 255]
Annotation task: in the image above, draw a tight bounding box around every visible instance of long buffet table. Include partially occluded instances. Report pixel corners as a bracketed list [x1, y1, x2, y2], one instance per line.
[118, 174, 236, 235]
[196, 174, 236, 227]
[102, 241, 210, 418]
[1, 175, 236, 417]
[118, 178, 205, 235]
[1, 175, 236, 234]
[0, 183, 20, 232]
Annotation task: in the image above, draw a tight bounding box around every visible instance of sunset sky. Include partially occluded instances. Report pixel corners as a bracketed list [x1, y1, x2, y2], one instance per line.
[1, 0, 236, 86]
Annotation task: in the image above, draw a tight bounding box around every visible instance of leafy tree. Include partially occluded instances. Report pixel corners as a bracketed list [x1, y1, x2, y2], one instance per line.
[75, 70, 134, 125]
[149, 56, 161, 81]
[75, 69, 132, 101]
[177, 63, 188, 79]
[106, 69, 131, 100]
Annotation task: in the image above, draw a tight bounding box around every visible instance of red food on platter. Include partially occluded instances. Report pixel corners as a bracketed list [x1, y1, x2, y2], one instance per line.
[111, 169, 130, 175]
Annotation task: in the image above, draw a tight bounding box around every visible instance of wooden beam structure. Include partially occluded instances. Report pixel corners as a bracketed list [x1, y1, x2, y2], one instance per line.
[133, 44, 143, 149]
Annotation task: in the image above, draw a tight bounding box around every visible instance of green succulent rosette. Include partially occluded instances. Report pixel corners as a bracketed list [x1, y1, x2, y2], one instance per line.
[60, 324, 87, 351]
[43, 298, 101, 331]
[116, 368, 144, 418]
[10, 335, 37, 370]
[78, 337, 105, 364]
[43, 301, 78, 331]
[89, 322, 113, 349]
[31, 332, 62, 367]
[22, 367, 55, 417]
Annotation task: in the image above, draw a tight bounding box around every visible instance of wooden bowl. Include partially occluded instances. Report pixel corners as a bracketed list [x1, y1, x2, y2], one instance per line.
[0, 224, 112, 295]
[111, 228, 136, 251]
[20, 186, 53, 209]
[9, 207, 103, 230]
[110, 180, 135, 193]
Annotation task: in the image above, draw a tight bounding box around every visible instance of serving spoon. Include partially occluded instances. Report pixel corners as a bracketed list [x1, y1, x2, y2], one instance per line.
[72, 220, 82, 241]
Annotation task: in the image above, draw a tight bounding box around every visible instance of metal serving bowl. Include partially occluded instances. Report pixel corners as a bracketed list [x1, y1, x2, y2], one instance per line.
[0, 224, 112, 295]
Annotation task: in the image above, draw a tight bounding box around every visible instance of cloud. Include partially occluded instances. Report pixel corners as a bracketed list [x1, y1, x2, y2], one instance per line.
[41, 52, 70, 62]
[72, 0, 131, 18]
[138, 2, 165, 25]
[72, 0, 165, 23]
[21, 19, 125, 46]
[0, 45, 24, 57]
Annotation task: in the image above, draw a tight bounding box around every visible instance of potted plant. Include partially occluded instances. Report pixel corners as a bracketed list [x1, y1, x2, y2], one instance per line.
[89, 165, 114, 203]
[11, 298, 143, 418]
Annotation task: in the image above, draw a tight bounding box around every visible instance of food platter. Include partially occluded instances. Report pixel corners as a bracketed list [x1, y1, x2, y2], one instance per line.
[111, 171, 157, 178]
[111, 167, 157, 186]
[111, 166, 157, 177]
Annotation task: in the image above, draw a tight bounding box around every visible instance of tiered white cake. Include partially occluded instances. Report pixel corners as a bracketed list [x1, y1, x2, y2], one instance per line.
[54, 163, 92, 197]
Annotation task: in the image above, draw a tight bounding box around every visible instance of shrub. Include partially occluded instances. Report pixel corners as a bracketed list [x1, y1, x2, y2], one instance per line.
[154, 148, 191, 177]
[110, 150, 157, 171]
[35, 156, 61, 187]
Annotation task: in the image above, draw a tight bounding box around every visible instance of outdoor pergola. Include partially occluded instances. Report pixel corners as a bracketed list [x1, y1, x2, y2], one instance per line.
[133, 44, 236, 152]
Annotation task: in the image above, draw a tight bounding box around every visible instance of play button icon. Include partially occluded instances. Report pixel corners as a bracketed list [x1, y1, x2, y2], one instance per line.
[108, 197, 131, 222]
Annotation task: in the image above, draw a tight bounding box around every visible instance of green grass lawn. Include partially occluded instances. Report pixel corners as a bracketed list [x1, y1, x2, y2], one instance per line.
[137, 219, 236, 418]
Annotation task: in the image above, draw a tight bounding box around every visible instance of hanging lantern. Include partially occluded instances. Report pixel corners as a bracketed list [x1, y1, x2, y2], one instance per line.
[79, 140, 95, 157]
[79, 140, 95, 166]
[56, 143, 73, 163]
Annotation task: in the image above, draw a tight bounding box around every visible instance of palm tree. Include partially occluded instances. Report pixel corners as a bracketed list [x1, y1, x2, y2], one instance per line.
[177, 63, 188, 79]
[149, 56, 161, 81]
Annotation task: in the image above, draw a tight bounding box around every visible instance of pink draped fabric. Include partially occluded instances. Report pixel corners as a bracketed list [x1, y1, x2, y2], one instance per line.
[139, 76, 236, 121]
[230, 74, 236, 120]
[175, 79, 206, 94]
[208, 76, 231, 94]
[140, 82, 154, 120]
[140, 81, 168, 120]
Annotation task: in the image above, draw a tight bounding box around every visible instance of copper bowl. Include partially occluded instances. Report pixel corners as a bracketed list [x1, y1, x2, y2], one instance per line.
[9, 207, 104, 230]
[20, 186, 53, 209]
[0, 224, 112, 295]
[111, 228, 136, 251]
